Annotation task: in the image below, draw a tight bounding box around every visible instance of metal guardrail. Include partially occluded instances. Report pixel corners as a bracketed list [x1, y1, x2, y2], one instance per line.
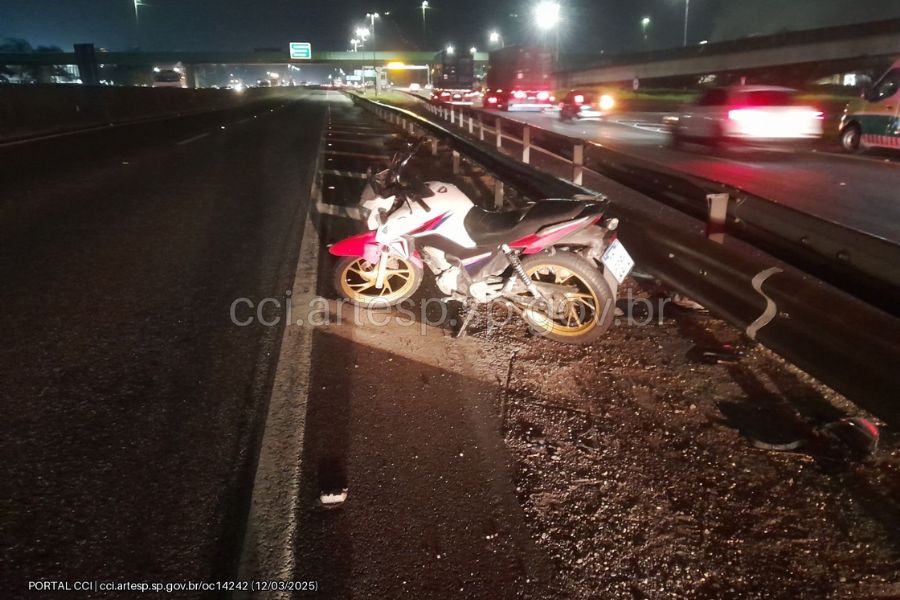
[347, 92, 900, 425]
[413, 97, 900, 316]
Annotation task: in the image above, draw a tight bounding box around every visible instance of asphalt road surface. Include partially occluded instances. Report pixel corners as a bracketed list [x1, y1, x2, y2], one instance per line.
[0, 90, 321, 590]
[492, 109, 900, 244]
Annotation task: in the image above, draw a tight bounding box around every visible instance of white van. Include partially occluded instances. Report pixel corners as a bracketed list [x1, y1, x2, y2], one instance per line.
[839, 59, 900, 152]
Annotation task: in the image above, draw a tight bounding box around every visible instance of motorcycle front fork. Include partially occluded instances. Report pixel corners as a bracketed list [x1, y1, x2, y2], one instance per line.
[373, 252, 389, 289]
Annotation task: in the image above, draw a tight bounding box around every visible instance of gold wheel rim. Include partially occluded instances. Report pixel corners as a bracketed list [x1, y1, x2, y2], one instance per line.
[522, 264, 601, 337]
[340, 257, 416, 304]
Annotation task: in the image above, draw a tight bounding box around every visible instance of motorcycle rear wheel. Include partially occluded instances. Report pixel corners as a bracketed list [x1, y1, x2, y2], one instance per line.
[334, 255, 422, 307]
[518, 252, 615, 345]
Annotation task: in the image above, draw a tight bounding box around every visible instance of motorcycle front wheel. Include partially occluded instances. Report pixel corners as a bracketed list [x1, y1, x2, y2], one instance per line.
[333, 255, 422, 307]
[518, 252, 615, 345]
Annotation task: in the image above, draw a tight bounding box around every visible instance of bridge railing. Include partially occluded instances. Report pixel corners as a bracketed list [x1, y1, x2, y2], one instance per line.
[409, 94, 900, 316]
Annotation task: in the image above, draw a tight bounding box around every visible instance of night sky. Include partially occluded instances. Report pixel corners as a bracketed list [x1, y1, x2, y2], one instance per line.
[3, 0, 900, 55]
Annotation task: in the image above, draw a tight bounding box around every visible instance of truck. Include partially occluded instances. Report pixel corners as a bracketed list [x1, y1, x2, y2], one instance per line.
[431, 50, 478, 105]
[483, 46, 555, 111]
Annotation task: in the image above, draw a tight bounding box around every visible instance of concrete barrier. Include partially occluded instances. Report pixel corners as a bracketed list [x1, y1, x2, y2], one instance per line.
[0, 85, 291, 142]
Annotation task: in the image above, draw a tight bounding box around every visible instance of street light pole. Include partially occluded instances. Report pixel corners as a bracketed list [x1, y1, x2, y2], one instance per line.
[641, 17, 650, 48]
[683, 0, 690, 47]
[421, 1, 429, 39]
[367, 12, 378, 57]
[366, 12, 379, 94]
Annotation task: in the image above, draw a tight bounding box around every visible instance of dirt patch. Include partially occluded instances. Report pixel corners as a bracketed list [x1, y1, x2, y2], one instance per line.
[460, 284, 900, 600]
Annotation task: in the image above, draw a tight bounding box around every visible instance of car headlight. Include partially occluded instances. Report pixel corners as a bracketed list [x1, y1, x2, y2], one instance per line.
[599, 94, 615, 111]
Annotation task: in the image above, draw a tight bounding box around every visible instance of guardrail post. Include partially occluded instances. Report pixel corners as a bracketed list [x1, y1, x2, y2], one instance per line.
[494, 179, 504, 209]
[431, 137, 438, 156]
[468, 115, 474, 134]
[478, 114, 484, 141]
[452, 150, 461, 174]
[573, 143, 584, 185]
[450, 107, 456, 125]
[706, 194, 730, 244]
[496, 120, 503, 149]
[522, 125, 531, 164]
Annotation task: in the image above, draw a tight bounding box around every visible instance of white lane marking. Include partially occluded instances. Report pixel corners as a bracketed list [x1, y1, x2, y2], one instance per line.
[324, 149, 391, 160]
[322, 169, 368, 179]
[176, 132, 210, 146]
[807, 149, 900, 166]
[314, 201, 363, 219]
[236, 110, 324, 597]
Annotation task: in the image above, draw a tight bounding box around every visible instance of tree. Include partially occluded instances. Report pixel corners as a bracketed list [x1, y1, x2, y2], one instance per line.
[0, 38, 73, 83]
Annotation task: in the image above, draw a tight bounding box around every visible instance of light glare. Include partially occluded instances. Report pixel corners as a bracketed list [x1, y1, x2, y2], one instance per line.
[533, 1, 560, 30]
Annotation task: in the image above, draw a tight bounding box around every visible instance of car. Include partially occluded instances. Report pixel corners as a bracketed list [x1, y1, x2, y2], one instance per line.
[559, 90, 616, 121]
[431, 89, 478, 105]
[670, 85, 823, 149]
[484, 87, 555, 111]
[839, 59, 900, 152]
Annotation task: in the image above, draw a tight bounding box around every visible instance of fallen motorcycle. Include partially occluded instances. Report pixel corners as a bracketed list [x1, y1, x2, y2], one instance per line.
[329, 139, 634, 344]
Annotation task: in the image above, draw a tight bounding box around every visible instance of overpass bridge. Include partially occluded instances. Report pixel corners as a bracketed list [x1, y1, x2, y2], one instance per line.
[0, 50, 489, 67]
[558, 18, 900, 88]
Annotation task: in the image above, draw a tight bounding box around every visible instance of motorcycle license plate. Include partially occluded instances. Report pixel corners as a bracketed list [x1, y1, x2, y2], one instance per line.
[601, 239, 634, 284]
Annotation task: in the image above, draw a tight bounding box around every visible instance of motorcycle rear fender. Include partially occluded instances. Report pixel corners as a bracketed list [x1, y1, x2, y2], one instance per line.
[511, 216, 604, 255]
[553, 224, 609, 256]
[329, 230, 423, 267]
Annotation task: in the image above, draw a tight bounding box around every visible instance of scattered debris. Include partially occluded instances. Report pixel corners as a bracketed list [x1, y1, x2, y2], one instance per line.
[670, 293, 707, 311]
[751, 417, 880, 460]
[687, 343, 743, 365]
[319, 489, 348, 508]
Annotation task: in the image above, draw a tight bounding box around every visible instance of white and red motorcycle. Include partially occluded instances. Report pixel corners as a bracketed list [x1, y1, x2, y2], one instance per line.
[329, 140, 634, 344]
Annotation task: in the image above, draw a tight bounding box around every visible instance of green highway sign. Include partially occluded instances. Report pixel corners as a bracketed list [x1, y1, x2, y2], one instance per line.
[289, 42, 312, 60]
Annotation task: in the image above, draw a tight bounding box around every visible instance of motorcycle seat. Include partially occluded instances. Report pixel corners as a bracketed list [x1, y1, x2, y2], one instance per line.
[463, 199, 589, 246]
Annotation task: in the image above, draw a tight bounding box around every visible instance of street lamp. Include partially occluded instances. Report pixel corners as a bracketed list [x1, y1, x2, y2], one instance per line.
[355, 26, 370, 40]
[350, 38, 361, 52]
[446, 45, 455, 55]
[470, 46, 477, 55]
[533, 1, 561, 64]
[133, 0, 146, 25]
[421, 1, 429, 37]
[489, 30, 503, 48]
[366, 13, 380, 94]
[641, 16, 651, 46]
[366, 12, 379, 53]
[533, 1, 560, 30]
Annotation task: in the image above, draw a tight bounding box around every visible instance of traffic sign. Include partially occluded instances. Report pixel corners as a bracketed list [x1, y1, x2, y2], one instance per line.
[289, 42, 311, 60]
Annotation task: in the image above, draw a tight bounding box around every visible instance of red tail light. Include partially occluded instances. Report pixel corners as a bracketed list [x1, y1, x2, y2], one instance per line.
[487, 96, 498, 104]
